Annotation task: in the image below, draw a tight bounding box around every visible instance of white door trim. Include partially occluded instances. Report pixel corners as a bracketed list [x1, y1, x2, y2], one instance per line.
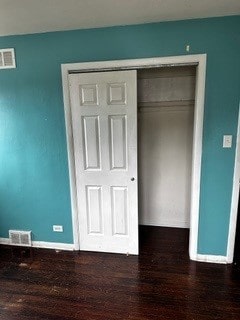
[227, 106, 240, 263]
[61, 54, 207, 260]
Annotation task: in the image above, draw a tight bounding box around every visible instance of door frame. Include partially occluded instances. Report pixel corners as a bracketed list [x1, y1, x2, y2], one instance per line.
[61, 54, 207, 261]
[227, 106, 240, 263]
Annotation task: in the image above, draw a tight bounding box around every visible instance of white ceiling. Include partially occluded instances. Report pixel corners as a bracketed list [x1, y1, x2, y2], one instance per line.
[0, 0, 240, 37]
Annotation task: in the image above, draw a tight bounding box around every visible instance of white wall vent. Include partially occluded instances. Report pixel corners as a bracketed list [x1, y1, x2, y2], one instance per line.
[9, 230, 32, 247]
[0, 48, 16, 69]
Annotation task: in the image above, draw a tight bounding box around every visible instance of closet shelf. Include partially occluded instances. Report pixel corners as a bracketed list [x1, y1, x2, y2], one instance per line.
[138, 100, 194, 113]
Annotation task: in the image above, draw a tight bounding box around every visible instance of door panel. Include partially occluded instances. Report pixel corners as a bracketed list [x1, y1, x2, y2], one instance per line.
[82, 116, 101, 170]
[86, 185, 103, 234]
[111, 186, 128, 236]
[69, 70, 138, 254]
[109, 115, 127, 170]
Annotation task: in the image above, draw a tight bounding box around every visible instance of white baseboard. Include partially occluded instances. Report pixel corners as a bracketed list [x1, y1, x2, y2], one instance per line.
[31, 241, 75, 251]
[195, 254, 228, 264]
[0, 238, 10, 245]
[140, 221, 190, 228]
[0, 237, 230, 264]
[0, 238, 75, 251]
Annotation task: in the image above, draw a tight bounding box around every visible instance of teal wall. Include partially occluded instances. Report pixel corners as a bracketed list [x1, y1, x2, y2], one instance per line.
[0, 16, 239, 253]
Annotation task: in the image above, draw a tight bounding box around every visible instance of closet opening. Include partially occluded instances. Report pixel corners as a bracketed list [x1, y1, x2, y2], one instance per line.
[62, 54, 207, 258]
[137, 66, 197, 254]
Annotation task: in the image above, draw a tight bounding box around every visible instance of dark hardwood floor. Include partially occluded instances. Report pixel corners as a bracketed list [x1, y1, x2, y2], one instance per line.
[0, 226, 240, 320]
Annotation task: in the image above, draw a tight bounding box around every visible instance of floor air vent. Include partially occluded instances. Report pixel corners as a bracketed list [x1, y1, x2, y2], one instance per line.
[0, 49, 16, 69]
[9, 230, 32, 247]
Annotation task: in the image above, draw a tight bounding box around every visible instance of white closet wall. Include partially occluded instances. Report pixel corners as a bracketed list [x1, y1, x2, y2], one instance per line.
[138, 67, 196, 228]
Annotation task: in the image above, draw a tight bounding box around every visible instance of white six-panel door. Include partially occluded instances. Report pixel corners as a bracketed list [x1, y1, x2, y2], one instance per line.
[69, 70, 138, 254]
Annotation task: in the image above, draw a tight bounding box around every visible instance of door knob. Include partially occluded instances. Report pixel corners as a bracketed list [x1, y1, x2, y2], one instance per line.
[131, 177, 135, 181]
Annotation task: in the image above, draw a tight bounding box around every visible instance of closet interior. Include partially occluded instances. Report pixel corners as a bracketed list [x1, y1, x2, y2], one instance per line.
[137, 66, 196, 230]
